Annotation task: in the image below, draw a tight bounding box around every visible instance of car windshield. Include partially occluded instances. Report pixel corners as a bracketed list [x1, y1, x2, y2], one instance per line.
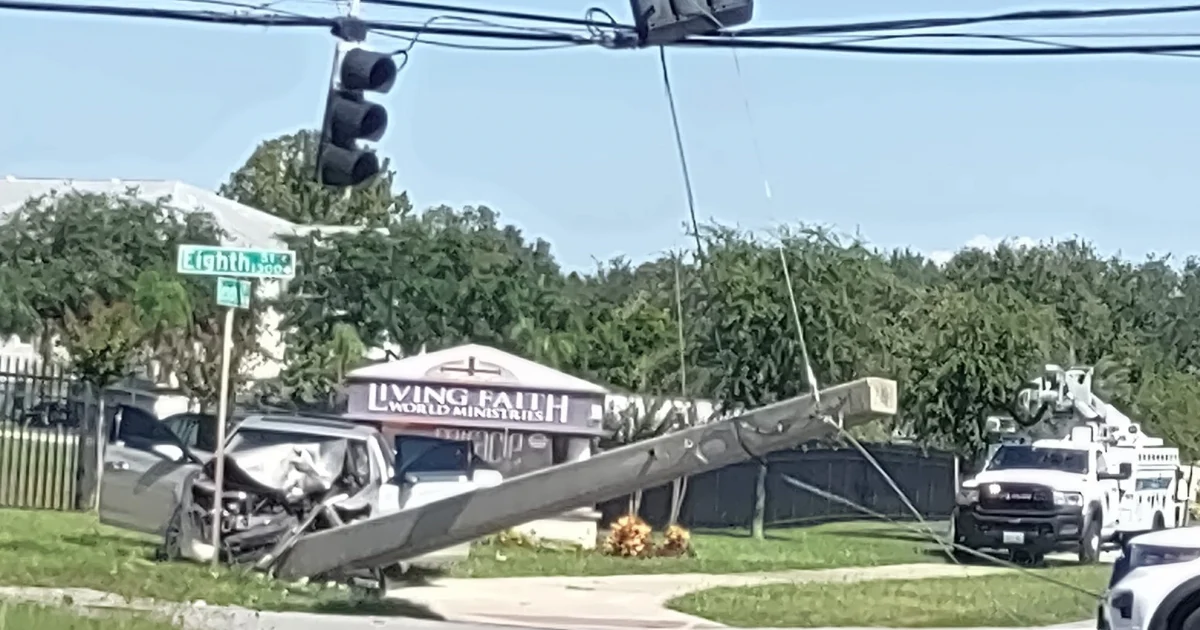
[226, 428, 341, 453]
[988, 446, 1089, 474]
[1129, 543, 1200, 570]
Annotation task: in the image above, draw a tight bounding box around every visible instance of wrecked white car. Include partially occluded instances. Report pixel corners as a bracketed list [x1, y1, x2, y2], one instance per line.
[99, 407, 501, 584]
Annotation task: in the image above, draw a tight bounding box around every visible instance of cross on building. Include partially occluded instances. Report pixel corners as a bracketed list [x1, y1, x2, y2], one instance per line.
[439, 356, 503, 377]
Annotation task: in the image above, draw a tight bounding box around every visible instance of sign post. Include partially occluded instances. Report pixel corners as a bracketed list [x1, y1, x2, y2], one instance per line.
[177, 245, 295, 565]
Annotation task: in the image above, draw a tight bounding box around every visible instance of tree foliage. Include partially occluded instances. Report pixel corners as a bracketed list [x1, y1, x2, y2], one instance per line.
[219, 129, 412, 227]
[0, 189, 262, 408]
[9, 130, 1200, 467]
[274, 203, 1200, 460]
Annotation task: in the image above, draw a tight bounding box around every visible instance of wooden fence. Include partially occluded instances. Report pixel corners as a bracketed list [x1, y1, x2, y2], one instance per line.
[0, 356, 96, 511]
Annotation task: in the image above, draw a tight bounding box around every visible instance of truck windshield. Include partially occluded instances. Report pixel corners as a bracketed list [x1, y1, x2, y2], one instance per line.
[988, 446, 1089, 474]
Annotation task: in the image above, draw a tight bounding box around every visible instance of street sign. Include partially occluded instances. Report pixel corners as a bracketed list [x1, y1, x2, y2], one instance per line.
[177, 245, 296, 279]
[216, 277, 252, 309]
[174, 244, 298, 566]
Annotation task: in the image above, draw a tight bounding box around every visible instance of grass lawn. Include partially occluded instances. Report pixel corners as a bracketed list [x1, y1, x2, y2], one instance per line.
[0, 601, 177, 630]
[0, 508, 438, 617]
[668, 565, 1110, 627]
[449, 520, 941, 578]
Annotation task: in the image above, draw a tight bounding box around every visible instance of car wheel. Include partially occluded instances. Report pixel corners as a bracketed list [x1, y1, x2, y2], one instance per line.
[1174, 601, 1200, 630]
[1079, 517, 1101, 564]
[156, 504, 184, 562]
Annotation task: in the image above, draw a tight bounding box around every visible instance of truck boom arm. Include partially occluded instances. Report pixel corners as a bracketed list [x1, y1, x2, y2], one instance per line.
[273, 377, 897, 580]
[1016, 364, 1151, 445]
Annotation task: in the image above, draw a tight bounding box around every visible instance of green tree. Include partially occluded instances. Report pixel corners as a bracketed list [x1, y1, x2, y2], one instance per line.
[0, 189, 259, 408]
[1135, 368, 1200, 461]
[277, 322, 367, 411]
[903, 284, 1064, 455]
[277, 205, 580, 396]
[61, 300, 144, 389]
[220, 129, 411, 227]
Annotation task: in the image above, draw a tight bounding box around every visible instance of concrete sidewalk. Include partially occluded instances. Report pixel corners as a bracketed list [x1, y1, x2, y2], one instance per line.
[391, 563, 1015, 630]
[0, 573, 1093, 630]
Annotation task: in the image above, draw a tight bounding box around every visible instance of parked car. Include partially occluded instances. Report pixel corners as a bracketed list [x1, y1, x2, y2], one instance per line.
[99, 406, 501, 585]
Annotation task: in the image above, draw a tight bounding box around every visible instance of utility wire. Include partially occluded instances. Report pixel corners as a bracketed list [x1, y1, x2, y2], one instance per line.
[362, 0, 633, 31]
[656, 48, 707, 268]
[837, 32, 1200, 58]
[11, 1, 1200, 56]
[0, 0, 590, 43]
[733, 3, 1200, 38]
[682, 36, 1200, 56]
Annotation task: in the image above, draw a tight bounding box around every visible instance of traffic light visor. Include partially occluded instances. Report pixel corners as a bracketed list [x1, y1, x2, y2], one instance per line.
[320, 145, 380, 187]
[341, 48, 397, 93]
[329, 95, 388, 143]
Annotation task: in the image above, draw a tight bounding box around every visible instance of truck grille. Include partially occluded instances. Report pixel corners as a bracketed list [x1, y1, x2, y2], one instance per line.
[978, 483, 1054, 511]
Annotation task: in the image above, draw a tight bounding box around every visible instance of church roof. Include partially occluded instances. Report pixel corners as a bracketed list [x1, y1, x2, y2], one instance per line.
[347, 343, 608, 394]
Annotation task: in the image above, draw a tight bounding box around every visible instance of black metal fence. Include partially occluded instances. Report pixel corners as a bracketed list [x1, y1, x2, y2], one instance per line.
[599, 442, 957, 529]
[0, 356, 101, 511]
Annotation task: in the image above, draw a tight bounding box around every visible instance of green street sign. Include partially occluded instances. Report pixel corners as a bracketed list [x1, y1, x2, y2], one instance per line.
[177, 245, 296, 279]
[216, 277, 252, 309]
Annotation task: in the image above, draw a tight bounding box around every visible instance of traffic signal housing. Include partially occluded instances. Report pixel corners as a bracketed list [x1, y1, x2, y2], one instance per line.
[628, 0, 753, 47]
[318, 40, 398, 187]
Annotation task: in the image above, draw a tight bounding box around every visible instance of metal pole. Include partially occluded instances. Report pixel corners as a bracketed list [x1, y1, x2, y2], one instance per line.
[92, 388, 105, 512]
[209, 306, 236, 566]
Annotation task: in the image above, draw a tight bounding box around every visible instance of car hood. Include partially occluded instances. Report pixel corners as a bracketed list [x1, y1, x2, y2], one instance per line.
[966, 468, 1090, 492]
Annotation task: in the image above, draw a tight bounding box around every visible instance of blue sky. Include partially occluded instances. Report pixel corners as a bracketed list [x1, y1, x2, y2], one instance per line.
[3, 0, 1200, 271]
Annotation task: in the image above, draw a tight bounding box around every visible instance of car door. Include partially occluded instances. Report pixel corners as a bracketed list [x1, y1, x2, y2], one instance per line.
[99, 406, 200, 535]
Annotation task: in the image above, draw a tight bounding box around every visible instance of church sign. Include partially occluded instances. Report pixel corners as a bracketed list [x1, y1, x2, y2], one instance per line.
[345, 380, 606, 436]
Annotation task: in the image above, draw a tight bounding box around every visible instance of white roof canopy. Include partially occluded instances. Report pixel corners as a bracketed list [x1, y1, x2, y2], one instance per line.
[347, 343, 608, 394]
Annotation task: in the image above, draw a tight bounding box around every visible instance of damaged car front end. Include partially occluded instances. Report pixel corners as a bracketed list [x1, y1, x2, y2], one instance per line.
[100, 409, 494, 588]
[166, 425, 378, 569]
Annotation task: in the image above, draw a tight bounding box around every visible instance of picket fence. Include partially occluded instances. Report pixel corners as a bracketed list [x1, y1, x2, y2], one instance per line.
[0, 356, 93, 511]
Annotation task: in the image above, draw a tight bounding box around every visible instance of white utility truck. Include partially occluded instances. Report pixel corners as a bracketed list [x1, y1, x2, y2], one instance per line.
[952, 364, 1186, 565]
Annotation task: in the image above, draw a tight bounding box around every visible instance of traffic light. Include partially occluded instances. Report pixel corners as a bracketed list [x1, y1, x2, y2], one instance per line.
[628, 0, 753, 47]
[317, 19, 398, 187]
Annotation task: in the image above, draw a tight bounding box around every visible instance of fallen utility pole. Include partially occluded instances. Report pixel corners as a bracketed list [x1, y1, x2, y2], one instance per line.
[273, 376, 897, 580]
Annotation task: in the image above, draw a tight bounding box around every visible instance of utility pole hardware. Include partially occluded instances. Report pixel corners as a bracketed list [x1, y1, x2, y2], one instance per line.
[628, 0, 754, 47]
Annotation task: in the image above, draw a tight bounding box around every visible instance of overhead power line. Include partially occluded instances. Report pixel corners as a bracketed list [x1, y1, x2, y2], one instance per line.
[361, 0, 633, 31]
[0, 0, 589, 42]
[732, 3, 1200, 38]
[8, 1, 1200, 57]
[681, 35, 1200, 56]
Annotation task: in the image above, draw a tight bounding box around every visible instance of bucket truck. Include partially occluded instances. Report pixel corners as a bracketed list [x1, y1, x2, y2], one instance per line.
[952, 365, 1186, 565]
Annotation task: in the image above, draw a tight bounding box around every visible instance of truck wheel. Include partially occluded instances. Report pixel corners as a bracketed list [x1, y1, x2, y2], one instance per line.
[1154, 512, 1166, 531]
[1079, 518, 1101, 564]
